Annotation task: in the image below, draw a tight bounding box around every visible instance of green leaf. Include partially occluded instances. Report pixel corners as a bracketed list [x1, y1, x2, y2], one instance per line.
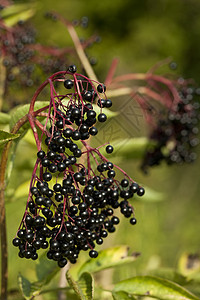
[0, 130, 20, 147]
[113, 276, 200, 300]
[14, 180, 30, 199]
[78, 272, 94, 300]
[178, 253, 200, 278]
[35, 252, 59, 286]
[9, 101, 49, 133]
[93, 104, 118, 118]
[148, 268, 188, 286]
[78, 246, 140, 276]
[0, 112, 11, 124]
[102, 137, 155, 159]
[1, 4, 36, 27]
[18, 274, 40, 300]
[134, 186, 165, 202]
[66, 271, 85, 300]
[112, 291, 136, 300]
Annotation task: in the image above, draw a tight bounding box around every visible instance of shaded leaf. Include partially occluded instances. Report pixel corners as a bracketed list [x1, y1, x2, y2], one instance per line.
[36, 251, 59, 286]
[78, 272, 94, 300]
[113, 276, 200, 300]
[18, 274, 40, 300]
[112, 291, 136, 300]
[78, 246, 140, 276]
[0, 130, 20, 147]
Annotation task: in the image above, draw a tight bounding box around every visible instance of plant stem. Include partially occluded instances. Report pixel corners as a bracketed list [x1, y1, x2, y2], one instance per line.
[56, 14, 98, 82]
[0, 115, 28, 300]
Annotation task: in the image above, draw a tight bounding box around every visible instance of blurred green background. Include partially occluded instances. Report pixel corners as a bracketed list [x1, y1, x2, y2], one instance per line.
[2, 0, 200, 296]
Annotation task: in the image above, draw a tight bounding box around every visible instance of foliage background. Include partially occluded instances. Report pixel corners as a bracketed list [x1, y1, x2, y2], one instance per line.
[2, 0, 200, 297]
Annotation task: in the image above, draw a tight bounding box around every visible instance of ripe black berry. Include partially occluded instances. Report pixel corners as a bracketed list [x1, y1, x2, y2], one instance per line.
[130, 218, 137, 225]
[64, 79, 74, 89]
[37, 150, 45, 159]
[89, 250, 98, 258]
[106, 145, 113, 154]
[43, 172, 52, 182]
[137, 187, 145, 196]
[97, 84, 106, 93]
[98, 113, 107, 122]
[68, 65, 77, 73]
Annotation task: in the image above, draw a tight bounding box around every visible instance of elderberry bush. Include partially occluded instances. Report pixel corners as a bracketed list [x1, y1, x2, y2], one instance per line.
[141, 85, 200, 173]
[12, 65, 145, 268]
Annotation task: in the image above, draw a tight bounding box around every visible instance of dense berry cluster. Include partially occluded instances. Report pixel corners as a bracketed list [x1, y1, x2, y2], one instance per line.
[141, 86, 200, 172]
[13, 66, 145, 267]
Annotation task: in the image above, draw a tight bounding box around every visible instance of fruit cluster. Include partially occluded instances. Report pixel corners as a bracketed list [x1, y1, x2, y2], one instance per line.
[141, 86, 200, 172]
[0, 5, 98, 103]
[13, 66, 145, 267]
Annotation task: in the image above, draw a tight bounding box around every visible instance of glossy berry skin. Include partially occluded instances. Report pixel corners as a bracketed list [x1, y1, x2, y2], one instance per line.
[97, 84, 106, 93]
[68, 65, 77, 73]
[106, 145, 113, 154]
[83, 91, 93, 101]
[130, 217, 137, 225]
[121, 179, 129, 188]
[43, 172, 52, 182]
[64, 79, 74, 89]
[89, 250, 98, 258]
[12, 238, 21, 247]
[37, 150, 45, 159]
[105, 99, 112, 108]
[98, 113, 107, 122]
[137, 187, 145, 196]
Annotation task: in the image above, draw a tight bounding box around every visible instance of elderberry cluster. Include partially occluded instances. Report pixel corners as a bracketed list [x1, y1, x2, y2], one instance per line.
[13, 66, 145, 267]
[0, 7, 97, 106]
[141, 86, 200, 172]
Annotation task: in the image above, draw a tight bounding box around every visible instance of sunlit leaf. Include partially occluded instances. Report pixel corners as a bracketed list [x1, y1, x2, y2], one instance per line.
[1, 4, 36, 27]
[134, 186, 165, 202]
[113, 276, 200, 300]
[78, 246, 140, 276]
[112, 291, 136, 300]
[0, 130, 20, 147]
[78, 272, 94, 300]
[148, 268, 188, 286]
[66, 271, 85, 300]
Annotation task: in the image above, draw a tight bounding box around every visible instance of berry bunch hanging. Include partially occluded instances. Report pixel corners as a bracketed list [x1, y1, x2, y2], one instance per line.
[12, 65, 145, 268]
[141, 85, 200, 173]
